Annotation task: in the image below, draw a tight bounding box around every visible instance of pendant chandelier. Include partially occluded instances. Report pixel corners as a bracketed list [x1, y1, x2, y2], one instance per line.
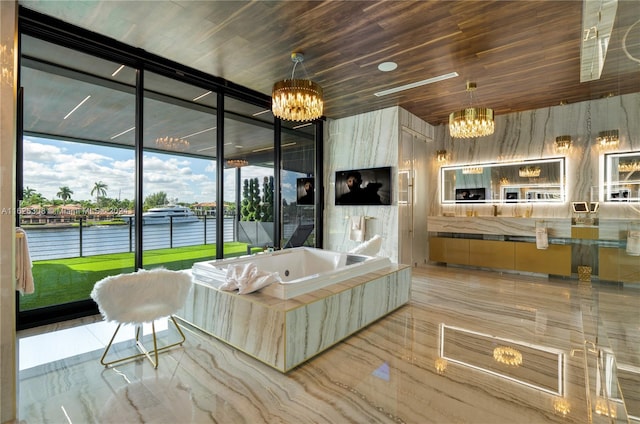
[226, 159, 248, 168]
[272, 53, 324, 122]
[155, 136, 190, 151]
[449, 81, 495, 138]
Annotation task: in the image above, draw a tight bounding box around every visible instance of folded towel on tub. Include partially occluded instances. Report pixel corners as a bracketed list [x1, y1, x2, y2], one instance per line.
[220, 263, 281, 294]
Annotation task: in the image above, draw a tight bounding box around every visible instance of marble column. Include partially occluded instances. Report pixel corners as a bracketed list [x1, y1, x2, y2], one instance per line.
[0, 1, 17, 422]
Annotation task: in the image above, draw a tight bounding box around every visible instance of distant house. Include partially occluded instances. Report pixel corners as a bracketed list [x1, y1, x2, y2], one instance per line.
[192, 202, 216, 216]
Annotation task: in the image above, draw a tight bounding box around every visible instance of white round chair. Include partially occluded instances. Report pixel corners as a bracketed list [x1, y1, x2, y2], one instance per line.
[90, 268, 193, 368]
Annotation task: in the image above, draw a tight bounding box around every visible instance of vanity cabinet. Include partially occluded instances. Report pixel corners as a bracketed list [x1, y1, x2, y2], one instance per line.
[468, 239, 515, 269]
[429, 236, 570, 276]
[429, 237, 469, 265]
[513, 243, 571, 276]
[599, 247, 640, 283]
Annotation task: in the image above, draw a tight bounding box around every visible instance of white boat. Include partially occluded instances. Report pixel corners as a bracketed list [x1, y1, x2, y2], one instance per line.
[123, 205, 199, 224]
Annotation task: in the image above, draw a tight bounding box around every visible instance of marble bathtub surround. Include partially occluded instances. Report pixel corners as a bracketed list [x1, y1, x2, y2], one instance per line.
[178, 264, 412, 372]
[17, 265, 640, 423]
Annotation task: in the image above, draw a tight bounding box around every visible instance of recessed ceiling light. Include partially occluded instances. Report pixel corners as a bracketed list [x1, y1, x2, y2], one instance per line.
[374, 72, 459, 97]
[378, 61, 398, 72]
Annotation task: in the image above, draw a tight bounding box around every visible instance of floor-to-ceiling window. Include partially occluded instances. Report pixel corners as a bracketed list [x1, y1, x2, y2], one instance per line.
[17, 9, 322, 328]
[18, 35, 136, 326]
[141, 72, 220, 268]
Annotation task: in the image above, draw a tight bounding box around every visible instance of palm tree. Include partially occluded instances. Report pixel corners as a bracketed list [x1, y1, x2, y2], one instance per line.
[91, 181, 108, 206]
[22, 186, 36, 199]
[56, 186, 73, 204]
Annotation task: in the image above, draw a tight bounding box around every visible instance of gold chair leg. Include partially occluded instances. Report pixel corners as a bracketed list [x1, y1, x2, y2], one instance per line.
[100, 323, 122, 367]
[100, 317, 186, 368]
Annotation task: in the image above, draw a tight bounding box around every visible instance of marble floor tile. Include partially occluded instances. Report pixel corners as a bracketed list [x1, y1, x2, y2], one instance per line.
[17, 265, 640, 423]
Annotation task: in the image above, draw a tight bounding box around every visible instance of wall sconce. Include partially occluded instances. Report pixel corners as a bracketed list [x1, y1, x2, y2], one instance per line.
[597, 129, 619, 150]
[554, 135, 572, 152]
[436, 150, 448, 163]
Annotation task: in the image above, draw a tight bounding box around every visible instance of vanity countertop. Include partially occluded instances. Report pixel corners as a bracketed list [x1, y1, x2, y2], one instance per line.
[427, 216, 571, 237]
[428, 216, 638, 240]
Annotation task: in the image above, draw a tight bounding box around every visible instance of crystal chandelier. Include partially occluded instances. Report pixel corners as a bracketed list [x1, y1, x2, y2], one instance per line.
[519, 165, 541, 178]
[492, 346, 523, 367]
[449, 81, 495, 138]
[226, 159, 248, 168]
[272, 53, 324, 122]
[155, 136, 190, 151]
[597, 129, 619, 149]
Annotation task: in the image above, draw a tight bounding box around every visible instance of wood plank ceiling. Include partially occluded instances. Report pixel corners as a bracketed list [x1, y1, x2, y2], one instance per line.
[19, 0, 640, 127]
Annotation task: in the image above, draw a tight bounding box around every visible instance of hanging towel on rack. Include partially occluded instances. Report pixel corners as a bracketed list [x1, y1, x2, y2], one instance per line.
[535, 227, 548, 250]
[16, 228, 35, 295]
[349, 216, 365, 242]
[626, 230, 640, 256]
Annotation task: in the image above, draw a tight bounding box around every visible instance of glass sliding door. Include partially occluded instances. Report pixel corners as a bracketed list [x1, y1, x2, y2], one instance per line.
[18, 35, 136, 318]
[142, 72, 218, 269]
[224, 98, 276, 256]
[281, 123, 317, 248]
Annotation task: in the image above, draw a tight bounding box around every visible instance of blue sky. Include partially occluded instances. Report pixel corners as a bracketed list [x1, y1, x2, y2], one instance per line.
[23, 136, 300, 204]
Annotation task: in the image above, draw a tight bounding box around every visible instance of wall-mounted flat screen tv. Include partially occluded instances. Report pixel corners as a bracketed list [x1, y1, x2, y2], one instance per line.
[335, 166, 391, 205]
[455, 187, 486, 203]
[296, 177, 314, 205]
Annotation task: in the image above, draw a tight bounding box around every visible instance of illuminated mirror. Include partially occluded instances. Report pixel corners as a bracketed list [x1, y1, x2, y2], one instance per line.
[604, 151, 640, 202]
[440, 158, 565, 204]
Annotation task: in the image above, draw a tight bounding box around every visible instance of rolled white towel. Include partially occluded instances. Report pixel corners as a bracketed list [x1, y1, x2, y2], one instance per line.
[349, 234, 383, 256]
[536, 227, 548, 250]
[221, 263, 281, 294]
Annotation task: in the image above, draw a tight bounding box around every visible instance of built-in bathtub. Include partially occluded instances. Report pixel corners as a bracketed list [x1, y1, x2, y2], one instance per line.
[191, 247, 392, 299]
[178, 247, 411, 372]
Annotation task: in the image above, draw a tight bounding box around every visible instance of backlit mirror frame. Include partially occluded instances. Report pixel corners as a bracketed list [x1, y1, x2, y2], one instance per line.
[603, 151, 640, 202]
[440, 157, 566, 204]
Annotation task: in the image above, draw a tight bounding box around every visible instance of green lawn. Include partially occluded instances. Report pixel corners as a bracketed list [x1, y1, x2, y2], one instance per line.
[19, 242, 257, 311]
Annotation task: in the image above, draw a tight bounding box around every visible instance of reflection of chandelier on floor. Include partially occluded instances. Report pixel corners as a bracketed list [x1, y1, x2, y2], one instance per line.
[493, 346, 523, 367]
[553, 397, 571, 417]
[155, 136, 190, 151]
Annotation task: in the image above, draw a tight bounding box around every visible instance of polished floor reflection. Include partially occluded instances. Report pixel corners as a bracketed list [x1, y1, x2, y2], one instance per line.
[18, 265, 640, 423]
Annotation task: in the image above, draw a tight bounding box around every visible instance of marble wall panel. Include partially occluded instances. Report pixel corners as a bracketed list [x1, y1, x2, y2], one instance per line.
[324, 107, 400, 260]
[428, 93, 640, 220]
[0, 2, 17, 422]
